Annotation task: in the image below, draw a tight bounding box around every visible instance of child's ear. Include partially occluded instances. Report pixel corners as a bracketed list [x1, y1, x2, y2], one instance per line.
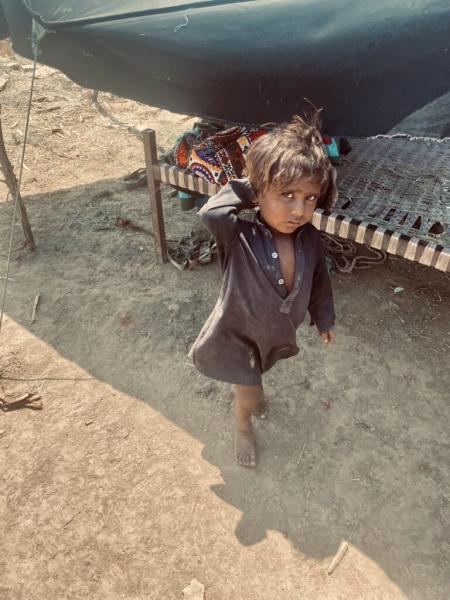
[320, 167, 338, 212]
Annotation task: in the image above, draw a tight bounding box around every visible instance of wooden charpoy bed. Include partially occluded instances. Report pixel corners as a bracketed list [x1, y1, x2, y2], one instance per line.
[143, 130, 450, 273]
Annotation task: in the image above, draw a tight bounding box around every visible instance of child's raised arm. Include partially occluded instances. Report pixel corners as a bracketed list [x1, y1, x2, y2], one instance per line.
[199, 179, 256, 250]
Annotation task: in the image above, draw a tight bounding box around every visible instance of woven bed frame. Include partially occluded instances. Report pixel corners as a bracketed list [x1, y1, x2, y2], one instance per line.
[143, 130, 450, 273]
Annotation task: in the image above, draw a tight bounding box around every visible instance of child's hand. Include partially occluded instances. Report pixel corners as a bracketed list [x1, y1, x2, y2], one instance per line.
[320, 330, 336, 346]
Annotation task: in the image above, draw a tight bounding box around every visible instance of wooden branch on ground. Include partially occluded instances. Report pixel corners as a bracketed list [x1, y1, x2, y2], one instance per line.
[327, 541, 349, 575]
[0, 106, 36, 250]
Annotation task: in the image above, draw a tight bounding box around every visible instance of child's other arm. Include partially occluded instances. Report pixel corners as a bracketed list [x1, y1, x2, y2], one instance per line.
[308, 242, 336, 344]
[199, 179, 256, 248]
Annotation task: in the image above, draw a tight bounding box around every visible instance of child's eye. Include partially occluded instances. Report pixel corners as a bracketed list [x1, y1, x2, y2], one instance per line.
[281, 192, 317, 202]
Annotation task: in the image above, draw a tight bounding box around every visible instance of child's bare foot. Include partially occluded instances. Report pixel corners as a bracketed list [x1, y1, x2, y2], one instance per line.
[233, 383, 262, 467]
[235, 425, 256, 467]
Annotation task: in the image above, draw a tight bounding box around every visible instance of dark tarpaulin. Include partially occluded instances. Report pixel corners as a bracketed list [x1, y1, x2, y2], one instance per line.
[0, 2, 8, 39]
[1, 0, 449, 137]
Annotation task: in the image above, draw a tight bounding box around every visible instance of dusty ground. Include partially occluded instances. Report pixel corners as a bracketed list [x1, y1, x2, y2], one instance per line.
[1, 51, 449, 600]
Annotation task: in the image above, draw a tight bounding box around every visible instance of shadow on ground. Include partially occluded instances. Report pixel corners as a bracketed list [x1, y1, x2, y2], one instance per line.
[1, 179, 449, 599]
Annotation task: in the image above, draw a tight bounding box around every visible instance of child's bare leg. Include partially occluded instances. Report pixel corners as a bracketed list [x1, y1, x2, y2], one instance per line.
[252, 393, 268, 419]
[234, 384, 263, 467]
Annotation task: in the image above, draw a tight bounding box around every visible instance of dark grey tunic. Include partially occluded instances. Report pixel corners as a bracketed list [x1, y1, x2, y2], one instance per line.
[189, 179, 336, 386]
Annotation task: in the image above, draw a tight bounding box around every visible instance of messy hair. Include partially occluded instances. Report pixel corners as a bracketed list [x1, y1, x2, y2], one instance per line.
[245, 114, 334, 210]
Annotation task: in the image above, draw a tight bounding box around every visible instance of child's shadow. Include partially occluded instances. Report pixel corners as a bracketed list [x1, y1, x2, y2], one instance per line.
[200, 352, 448, 600]
[202, 420, 347, 557]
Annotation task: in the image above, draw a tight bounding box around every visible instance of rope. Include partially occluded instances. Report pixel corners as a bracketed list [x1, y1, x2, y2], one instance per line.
[320, 233, 387, 273]
[90, 91, 143, 140]
[369, 133, 450, 144]
[0, 47, 39, 335]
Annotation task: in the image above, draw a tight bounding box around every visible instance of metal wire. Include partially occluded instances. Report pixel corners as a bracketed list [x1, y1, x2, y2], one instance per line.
[0, 47, 39, 335]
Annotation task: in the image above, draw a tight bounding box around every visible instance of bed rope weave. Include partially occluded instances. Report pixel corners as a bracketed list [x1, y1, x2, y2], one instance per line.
[150, 135, 450, 272]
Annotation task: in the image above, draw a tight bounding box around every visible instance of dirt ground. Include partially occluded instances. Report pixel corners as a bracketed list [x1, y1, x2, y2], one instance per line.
[1, 51, 449, 600]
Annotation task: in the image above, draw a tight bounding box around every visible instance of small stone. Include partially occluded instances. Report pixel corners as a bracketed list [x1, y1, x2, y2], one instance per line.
[85, 420, 93, 426]
[35, 65, 57, 77]
[182, 579, 205, 600]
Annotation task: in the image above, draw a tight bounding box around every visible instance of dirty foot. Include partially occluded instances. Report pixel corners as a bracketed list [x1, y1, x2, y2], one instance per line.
[235, 425, 256, 467]
[252, 396, 268, 420]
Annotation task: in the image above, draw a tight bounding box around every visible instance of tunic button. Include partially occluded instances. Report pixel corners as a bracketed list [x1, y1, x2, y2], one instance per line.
[272, 252, 278, 259]
[278, 278, 284, 285]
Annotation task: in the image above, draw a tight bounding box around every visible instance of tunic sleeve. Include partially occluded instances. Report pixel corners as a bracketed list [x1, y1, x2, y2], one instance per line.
[198, 179, 256, 249]
[308, 240, 336, 334]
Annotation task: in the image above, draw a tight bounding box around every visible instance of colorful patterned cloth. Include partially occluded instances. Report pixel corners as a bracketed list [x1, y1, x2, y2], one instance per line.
[175, 125, 270, 186]
[171, 123, 347, 187]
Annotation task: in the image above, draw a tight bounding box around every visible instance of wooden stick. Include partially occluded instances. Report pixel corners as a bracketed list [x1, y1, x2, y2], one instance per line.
[143, 129, 168, 262]
[0, 106, 36, 250]
[31, 292, 41, 323]
[296, 432, 308, 464]
[327, 541, 349, 575]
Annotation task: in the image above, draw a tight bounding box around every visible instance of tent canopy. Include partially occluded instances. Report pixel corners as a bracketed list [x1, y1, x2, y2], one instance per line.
[1, 0, 450, 137]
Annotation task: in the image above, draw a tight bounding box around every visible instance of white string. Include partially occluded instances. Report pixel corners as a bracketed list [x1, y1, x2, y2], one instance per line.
[0, 46, 39, 335]
[174, 11, 190, 33]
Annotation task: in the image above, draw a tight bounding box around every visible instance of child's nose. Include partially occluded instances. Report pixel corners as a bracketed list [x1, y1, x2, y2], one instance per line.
[291, 199, 305, 216]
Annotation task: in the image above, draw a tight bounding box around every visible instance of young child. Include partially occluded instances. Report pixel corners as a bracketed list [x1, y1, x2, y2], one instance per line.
[189, 115, 337, 467]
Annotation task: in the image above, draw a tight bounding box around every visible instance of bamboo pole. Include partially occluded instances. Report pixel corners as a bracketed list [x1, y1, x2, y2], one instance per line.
[0, 106, 36, 250]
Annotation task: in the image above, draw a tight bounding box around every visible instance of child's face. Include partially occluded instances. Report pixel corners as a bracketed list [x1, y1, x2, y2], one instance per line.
[256, 176, 322, 234]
